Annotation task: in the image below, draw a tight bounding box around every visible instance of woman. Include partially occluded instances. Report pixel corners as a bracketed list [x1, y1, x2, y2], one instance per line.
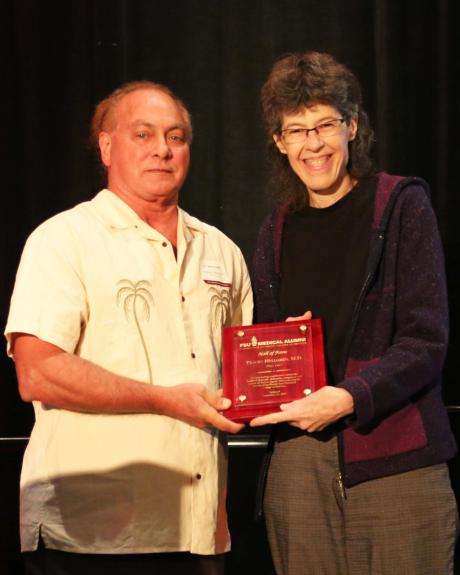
[250, 51, 458, 575]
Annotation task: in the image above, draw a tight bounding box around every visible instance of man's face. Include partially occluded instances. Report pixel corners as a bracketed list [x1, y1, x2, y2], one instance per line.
[99, 88, 191, 206]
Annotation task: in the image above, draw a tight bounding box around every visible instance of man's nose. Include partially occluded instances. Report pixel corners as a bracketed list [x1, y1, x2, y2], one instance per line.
[151, 136, 172, 158]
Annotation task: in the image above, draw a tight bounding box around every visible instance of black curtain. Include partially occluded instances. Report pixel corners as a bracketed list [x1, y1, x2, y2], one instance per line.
[1, 0, 459, 436]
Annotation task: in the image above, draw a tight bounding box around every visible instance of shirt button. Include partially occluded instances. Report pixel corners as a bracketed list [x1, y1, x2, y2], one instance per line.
[191, 352, 196, 359]
[196, 473, 202, 480]
[162, 242, 167, 247]
[181, 296, 185, 302]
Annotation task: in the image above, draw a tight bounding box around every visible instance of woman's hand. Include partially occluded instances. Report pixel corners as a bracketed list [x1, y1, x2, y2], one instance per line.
[286, 310, 312, 322]
[250, 308, 353, 432]
[249, 386, 354, 432]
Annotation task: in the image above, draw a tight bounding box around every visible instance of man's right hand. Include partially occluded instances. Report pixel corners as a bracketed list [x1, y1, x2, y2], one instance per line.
[12, 334, 244, 433]
[156, 383, 244, 434]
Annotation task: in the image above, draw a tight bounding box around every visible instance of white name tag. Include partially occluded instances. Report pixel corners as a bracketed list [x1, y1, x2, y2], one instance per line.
[201, 261, 231, 288]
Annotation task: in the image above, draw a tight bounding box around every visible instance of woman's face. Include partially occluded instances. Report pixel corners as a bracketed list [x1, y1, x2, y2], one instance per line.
[274, 103, 358, 206]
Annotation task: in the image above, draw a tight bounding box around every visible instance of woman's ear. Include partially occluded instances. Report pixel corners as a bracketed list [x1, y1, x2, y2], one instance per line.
[348, 116, 358, 142]
[273, 133, 288, 155]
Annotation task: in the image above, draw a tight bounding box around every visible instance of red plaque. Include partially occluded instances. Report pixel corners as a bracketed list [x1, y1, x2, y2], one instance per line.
[222, 319, 327, 423]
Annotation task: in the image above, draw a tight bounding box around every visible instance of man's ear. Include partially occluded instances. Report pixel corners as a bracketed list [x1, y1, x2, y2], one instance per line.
[99, 132, 112, 167]
[273, 133, 288, 155]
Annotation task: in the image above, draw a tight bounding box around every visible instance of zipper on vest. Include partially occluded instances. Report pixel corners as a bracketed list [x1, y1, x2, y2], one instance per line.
[335, 231, 385, 488]
[337, 472, 347, 500]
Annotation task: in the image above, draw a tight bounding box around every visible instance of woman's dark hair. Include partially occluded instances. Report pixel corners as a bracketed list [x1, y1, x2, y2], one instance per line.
[261, 51, 375, 209]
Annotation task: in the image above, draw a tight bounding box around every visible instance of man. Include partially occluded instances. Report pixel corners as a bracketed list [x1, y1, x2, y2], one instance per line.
[5, 81, 253, 574]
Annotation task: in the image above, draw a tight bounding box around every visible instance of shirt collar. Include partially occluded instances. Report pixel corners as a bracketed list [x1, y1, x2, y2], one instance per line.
[92, 189, 207, 241]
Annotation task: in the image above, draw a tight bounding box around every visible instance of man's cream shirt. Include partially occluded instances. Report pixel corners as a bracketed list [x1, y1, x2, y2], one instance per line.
[5, 190, 253, 554]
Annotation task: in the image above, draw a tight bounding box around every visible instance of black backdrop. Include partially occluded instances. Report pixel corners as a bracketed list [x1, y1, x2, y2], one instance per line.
[1, 0, 459, 434]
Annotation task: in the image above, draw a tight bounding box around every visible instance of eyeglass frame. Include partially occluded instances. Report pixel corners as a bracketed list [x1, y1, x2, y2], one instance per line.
[278, 117, 347, 144]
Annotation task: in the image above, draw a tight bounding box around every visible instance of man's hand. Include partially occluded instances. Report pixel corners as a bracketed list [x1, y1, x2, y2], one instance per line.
[249, 386, 354, 432]
[157, 384, 244, 433]
[12, 334, 244, 433]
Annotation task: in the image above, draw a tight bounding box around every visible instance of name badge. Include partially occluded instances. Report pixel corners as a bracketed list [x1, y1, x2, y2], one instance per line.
[201, 261, 232, 288]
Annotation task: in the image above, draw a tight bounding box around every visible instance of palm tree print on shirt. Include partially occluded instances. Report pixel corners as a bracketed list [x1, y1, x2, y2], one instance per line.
[209, 286, 231, 330]
[117, 279, 154, 385]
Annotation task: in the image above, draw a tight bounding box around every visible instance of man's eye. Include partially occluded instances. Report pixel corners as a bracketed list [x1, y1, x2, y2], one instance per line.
[168, 133, 186, 144]
[137, 131, 148, 139]
[288, 128, 303, 135]
[318, 122, 334, 130]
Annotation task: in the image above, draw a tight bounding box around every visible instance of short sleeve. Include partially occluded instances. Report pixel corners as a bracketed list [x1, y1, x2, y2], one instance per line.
[5, 216, 87, 356]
